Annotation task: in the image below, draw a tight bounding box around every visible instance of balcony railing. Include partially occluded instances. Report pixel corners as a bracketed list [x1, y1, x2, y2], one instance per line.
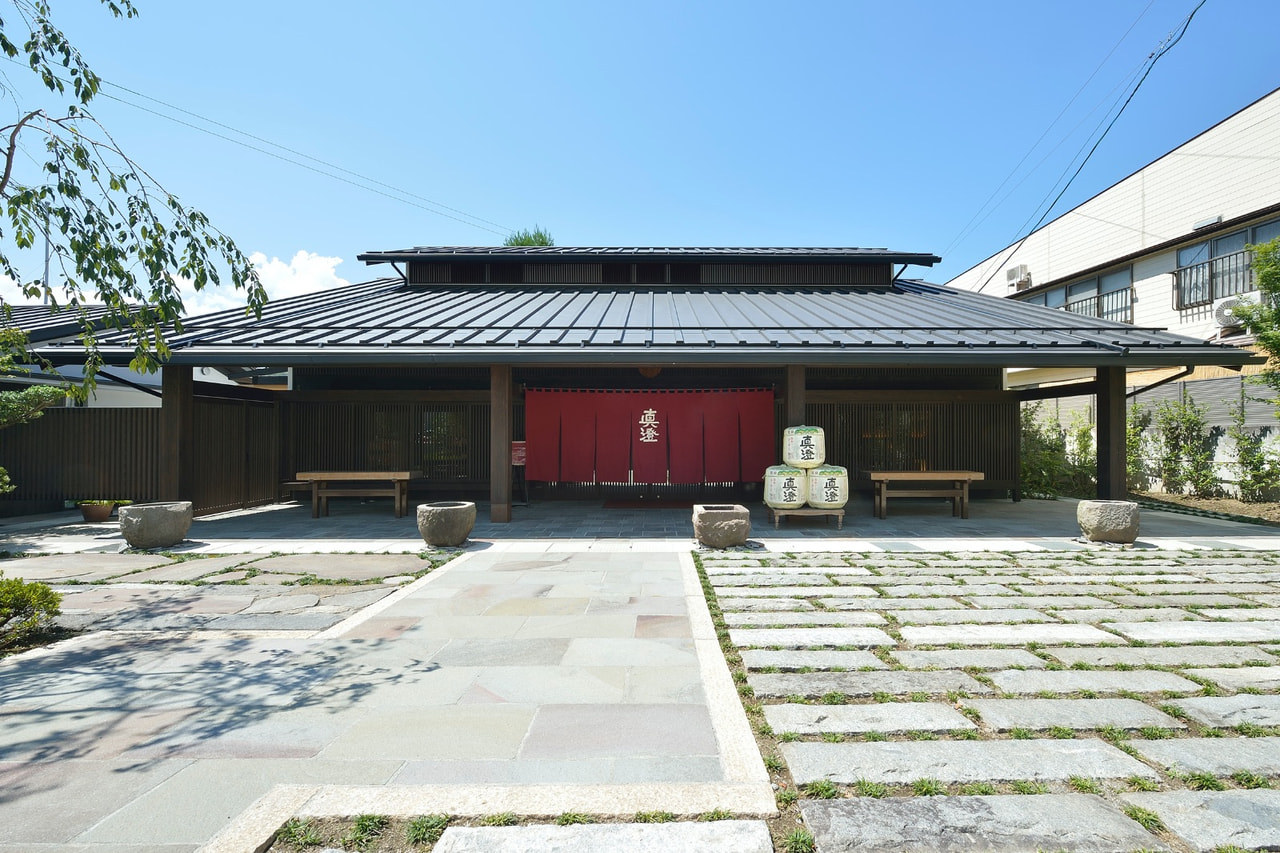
[1064, 288, 1133, 324]
[1175, 249, 1254, 309]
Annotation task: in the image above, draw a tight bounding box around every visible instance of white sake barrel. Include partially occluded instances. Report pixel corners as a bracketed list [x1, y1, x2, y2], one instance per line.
[782, 425, 825, 468]
[763, 464, 808, 509]
[807, 465, 849, 509]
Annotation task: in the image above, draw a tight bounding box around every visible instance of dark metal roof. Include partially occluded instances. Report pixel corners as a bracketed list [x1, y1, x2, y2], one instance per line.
[39, 277, 1260, 370]
[358, 246, 942, 266]
[3, 304, 119, 343]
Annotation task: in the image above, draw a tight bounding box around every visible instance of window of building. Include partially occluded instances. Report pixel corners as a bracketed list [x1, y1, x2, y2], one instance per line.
[1016, 267, 1132, 323]
[1175, 216, 1280, 309]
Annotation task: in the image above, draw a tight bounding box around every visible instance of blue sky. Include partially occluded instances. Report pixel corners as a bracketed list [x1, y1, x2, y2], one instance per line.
[5, 0, 1279, 313]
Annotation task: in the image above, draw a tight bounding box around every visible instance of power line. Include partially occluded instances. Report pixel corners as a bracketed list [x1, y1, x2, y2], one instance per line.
[942, 0, 1157, 259]
[0, 56, 515, 238]
[973, 0, 1209, 295]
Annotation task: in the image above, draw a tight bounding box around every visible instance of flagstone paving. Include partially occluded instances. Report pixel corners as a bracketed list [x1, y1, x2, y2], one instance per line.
[703, 546, 1280, 852]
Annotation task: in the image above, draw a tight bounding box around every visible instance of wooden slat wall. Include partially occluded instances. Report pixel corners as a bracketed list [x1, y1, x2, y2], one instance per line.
[806, 399, 1019, 493]
[289, 401, 491, 483]
[0, 407, 163, 507]
[192, 399, 279, 515]
[0, 399, 278, 517]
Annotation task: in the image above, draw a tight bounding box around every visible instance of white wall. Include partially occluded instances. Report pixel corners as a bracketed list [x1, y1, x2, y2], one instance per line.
[948, 89, 1280, 299]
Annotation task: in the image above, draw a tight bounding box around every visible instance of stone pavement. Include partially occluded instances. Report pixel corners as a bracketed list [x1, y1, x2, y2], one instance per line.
[0, 546, 769, 853]
[3, 498, 1280, 851]
[707, 548, 1280, 852]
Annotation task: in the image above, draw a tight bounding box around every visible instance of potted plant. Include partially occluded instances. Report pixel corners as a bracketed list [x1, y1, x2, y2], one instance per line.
[75, 500, 131, 522]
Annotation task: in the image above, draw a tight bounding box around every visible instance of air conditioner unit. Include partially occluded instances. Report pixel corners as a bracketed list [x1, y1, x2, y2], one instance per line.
[1212, 291, 1261, 328]
[1005, 264, 1031, 290]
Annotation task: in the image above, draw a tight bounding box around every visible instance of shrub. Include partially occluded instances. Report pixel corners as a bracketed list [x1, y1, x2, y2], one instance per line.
[1153, 395, 1221, 496]
[0, 572, 62, 649]
[1228, 399, 1280, 501]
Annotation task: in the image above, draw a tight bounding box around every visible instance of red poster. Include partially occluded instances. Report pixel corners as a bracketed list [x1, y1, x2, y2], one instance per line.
[667, 393, 704, 484]
[559, 391, 597, 482]
[737, 390, 776, 481]
[523, 390, 560, 481]
[594, 391, 632, 483]
[702, 391, 740, 483]
[630, 398, 668, 483]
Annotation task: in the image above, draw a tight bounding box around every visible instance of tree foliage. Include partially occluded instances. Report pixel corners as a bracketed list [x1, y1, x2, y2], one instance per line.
[502, 225, 554, 247]
[0, 0, 266, 378]
[1236, 237, 1280, 398]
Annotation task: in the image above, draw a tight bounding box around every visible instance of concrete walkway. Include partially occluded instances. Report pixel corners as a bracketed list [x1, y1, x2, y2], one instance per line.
[0, 546, 769, 853]
[3, 498, 1280, 851]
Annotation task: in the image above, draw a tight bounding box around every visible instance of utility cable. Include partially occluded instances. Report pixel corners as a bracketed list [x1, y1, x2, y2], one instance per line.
[973, 0, 1209, 295]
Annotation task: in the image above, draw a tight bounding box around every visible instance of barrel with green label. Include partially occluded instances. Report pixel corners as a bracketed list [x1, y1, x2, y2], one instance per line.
[782, 425, 825, 468]
[807, 464, 849, 509]
[763, 464, 808, 509]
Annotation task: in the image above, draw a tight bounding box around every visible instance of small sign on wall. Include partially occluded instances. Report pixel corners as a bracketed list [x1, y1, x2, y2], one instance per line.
[511, 441, 527, 466]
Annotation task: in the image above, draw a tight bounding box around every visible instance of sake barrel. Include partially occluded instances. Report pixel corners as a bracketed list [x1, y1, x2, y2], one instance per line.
[807, 465, 849, 509]
[782, 425, 825, 468]
[763, 464, 808, 509]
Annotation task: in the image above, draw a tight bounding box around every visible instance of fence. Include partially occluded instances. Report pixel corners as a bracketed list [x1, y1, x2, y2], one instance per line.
[0, 397, 277, 517]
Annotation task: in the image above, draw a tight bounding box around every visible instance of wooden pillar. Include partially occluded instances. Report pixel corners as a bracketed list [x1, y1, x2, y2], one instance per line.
[786, 365, 806, 427]
[161, 365, 194, 501]
[489, 365, 512, 523]
[1095, 366, 1127, 500]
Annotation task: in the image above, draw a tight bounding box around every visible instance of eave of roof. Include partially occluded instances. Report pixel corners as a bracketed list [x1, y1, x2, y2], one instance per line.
[358, 246, 942, 266]
[35, 277, 1260, 370]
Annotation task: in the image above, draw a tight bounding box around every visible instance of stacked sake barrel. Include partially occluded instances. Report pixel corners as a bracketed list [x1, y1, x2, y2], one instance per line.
[763, 426, 849, 510]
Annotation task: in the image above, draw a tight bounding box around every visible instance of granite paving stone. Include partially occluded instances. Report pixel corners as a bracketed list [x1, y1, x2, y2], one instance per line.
[889, 608, 1054, 625]
[965, 595, 1113, 609]
[1054, 607, 1196, 623]
[718, 585, 866, 597]
[1132, 736, 1280, 775]
[1129, 582, 1279, 594]
[1030, 574, 1199, 584]
[782, 739, 1158, 784]
[1165, 695, 1280, 727]
[1204, 606, 1280, 620]
[819, 596, 965, 610]
[727, 626, 895, 648]
[747, 670, 991, 698]
[964, 698, 1185, 731]
[518, 704, 718, 759]
[708, 573, 833, 586]
[1009, 583, 1133, 596]
[1109, 620, 1280, 644]
[799, 795, 1172, 853]
[1044, 645, 1275, 668]
[940, 584, 1018, 596]
[716, 597, 816, 612]
[432, 821, 774, 852]
[764, 702, 975, 734]
[125, 555, 259, 582]
[872, 584, 962, 597]
[1120, 790, 1280, 852]
[891, 649, 1047, 670]
[899, 624, 1115, 646]
[1182, 665, 1280, 691]
[723, 611, 885, 627]
[869, 576, 959, 585]
[1107, 594, 1253, 608]
[247, 553, 431, 580]
[987, 669, 1200, 694]
[1, 552, 174, 581]
[739, 649, 886, 671]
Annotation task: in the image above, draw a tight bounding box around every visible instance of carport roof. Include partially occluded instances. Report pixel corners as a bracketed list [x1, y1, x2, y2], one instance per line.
[35, 276, 1261, 368]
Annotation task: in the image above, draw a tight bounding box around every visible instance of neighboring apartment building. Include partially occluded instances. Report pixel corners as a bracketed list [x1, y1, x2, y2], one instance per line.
[947, 86, 1280, 441]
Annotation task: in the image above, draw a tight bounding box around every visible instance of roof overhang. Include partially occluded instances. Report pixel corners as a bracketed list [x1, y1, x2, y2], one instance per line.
[357, 246, 942, 267]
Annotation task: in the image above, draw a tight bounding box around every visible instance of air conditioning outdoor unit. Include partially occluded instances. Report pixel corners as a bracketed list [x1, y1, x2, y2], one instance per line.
[1006, 264, 1031, 290]
[1212, 291, 1261, 328]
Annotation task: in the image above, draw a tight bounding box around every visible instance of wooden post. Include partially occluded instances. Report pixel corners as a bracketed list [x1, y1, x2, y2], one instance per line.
[161, 365, 194, 501]
[490, 365, 512, 523]
[1095, 366, 1127, 500]
[786, 365, 806, 427]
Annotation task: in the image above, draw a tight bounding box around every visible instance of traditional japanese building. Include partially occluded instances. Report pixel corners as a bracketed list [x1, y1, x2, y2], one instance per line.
[23, 246, 1259, 521]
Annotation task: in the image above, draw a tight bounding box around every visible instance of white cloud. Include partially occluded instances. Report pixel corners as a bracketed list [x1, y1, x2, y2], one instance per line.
[181, 250, 351, 316]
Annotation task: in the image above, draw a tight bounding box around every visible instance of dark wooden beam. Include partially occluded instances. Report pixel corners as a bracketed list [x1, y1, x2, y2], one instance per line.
[1095, 366, 1127, 499]
[161, 365, 194, 501]
[786, 365, 806, 426]
[489, 365, 512, 523]
[1014, 381, 1099, 401]
[808, 389, 1016, 404]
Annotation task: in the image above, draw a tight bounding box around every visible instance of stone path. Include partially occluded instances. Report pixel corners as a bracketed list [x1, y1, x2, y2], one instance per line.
[0, 549, 771, 852]
[706, 548, 1280, 852]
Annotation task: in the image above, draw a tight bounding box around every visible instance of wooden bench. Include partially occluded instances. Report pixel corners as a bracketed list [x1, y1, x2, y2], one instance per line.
[295, 471, 421, 518]
[866, 470, 984, 519]
[768, 506, 845, 529]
